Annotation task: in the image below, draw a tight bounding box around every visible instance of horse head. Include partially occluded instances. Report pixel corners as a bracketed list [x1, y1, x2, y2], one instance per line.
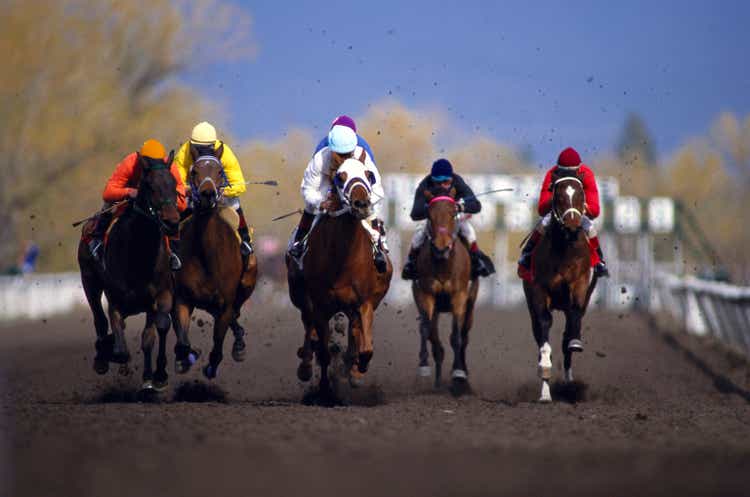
[189, 142, 226, 211]
[333, 157, 375, 220]
[425, 187, 458, 260]
[136, 151, 180, 236]
[551, 170, 585, 233]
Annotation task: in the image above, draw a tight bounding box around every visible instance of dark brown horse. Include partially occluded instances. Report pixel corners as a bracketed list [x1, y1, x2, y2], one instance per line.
[523, 168, 598, 402]
[171, 144, 258, 379]
[78, 152, 180, 392]
[287, 158, 392, 403]
[412, 188, 479, 391]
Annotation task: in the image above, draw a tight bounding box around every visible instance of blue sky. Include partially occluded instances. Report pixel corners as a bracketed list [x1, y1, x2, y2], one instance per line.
[185, 0, 750, 163]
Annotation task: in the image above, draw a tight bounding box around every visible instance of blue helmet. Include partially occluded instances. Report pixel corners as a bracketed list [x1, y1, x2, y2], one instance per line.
[431, 158, 453, 181]
[328, 125, 358, 154]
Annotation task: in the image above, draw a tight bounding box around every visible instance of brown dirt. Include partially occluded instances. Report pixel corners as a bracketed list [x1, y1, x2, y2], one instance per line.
[1, 304, 749, 497]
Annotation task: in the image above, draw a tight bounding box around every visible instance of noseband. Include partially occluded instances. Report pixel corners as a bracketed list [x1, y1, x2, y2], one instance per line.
[190, 155, 229, 209]
[552, 176, 584, 226]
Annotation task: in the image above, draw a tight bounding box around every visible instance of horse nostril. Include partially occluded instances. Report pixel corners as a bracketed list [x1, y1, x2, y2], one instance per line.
[353, 200, 368, 209]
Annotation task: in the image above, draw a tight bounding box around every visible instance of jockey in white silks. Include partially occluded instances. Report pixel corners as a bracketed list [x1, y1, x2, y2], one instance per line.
[288, 125, 388, 272]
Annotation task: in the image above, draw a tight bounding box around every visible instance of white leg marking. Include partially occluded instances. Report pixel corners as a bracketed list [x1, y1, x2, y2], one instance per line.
[565, 368, 574, 383]
[538, 342, 552, 379]
[451, 369, 467, 380]
[539, 380, 552, 403]
[418, 365, 432, 377]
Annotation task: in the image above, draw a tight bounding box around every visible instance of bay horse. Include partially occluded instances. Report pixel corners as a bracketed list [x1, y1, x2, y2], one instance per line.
[412, 188, 479, 392]
[77, 152, 180, 392]
[287, 158, 392, 403]
[523, 168, 599, 402]
[171, 144, 258, 380]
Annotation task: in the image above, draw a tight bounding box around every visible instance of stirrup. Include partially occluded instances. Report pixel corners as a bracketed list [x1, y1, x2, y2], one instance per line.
[241, 240, 253, 256]
[289, 240, 305, 259]
[88, 239, 103, 261]
[594, 262, 609, 278]
[170, 253, 182, 271]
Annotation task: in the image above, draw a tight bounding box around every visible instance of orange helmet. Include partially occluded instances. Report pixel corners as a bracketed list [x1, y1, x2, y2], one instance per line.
[140, 139, 166, 160]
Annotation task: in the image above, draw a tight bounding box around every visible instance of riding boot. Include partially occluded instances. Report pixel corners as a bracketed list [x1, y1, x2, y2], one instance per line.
[168, 237, 182, 271]
[401, 247, 419, 280]
[518, 231, 541, 270]
[373, 243, 388, 273]
[594, 246, 610, 278]
[469, 243, 493, 278]
[236, 207, 254, 256]
[289, 211, 314, 258]
[88, 210, 113, 263]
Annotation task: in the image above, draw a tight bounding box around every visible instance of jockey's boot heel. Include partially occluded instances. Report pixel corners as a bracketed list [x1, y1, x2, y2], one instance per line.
[373, 246, 388, 273]
[401, 249, 419, 280]
[240, 240, 253, 256]
[471, 250, 492, 278]
[594, 247, 609, 278]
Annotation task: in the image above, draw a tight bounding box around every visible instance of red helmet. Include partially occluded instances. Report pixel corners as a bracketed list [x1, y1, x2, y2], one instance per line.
[557, 147, 581, 168]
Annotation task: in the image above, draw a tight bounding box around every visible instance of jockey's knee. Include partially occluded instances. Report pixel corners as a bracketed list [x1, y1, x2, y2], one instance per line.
[226, 197, 241, 211]
[582, 216, 597, 237]
[459, 220, 477, 244]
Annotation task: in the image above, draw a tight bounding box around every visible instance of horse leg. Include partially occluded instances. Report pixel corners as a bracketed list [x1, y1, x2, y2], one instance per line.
[107, 306, 130, 366]
[449, 294, 469, 382]
[172, 301, 200, 374]
[313, 313, 334, 401]
[153, 296, 172, 391]
[526, 289, 553, 402]
[428, 313, 444, 389]
[296, 308, 316, 382]
[348, 303, 375, 386]
[140, 312, 157, 391]
[203, 308, 234, 380]
[81, 270, 110, 374]
[414, 290, 435, 378]
[230, 317, 247, 363]
[563, 307, 584, 383]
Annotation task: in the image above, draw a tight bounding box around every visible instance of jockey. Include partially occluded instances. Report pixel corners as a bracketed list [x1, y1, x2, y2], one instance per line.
[401, 158, 495, 280]
[87, 139, 187, 270]
[313, 115, 376, 162]
[173, 121, 254, 257]
[289, 124, 388, 273]
[518, 147, 609, 278]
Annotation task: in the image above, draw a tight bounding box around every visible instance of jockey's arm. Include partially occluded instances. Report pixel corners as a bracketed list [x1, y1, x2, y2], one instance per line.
[409, 177, 430, 221]
[581, 168, 601, 218]
[219, 143, 247, 197]
[537, 168, 555, 216]
[169, 163, 188, 212]
[301, 154, 325, 212]
[102, 153, 138, 203]
[454, 175, 481, 214]
[172, 141, 192, 188]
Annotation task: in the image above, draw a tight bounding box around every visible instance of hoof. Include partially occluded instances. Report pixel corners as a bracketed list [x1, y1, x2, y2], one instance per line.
[418, 365, 432, 377]
[141, 380, 155, 392]
[231, 340, 247, 362]
[202, 364, 217, 380]
[451, 369, 468, 380]
[175, 350, 200, 374]
[111, 352, 130, 365]
[538, 342, 552, 380]
[93, 357, 109, 375]
[349, 368, 364, 388]
[297, 363, 313, 382]
[568, 339, 584, 353]
[152, 378, 169, 392]
[539, 381, 552, 403]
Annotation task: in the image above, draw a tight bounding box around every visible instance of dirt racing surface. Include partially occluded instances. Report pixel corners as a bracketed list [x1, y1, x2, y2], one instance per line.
[1, 304, 749, 497]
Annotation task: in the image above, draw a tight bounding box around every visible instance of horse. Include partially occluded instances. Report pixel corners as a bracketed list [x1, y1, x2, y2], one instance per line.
[522, 168, 599, 402]
[171, 144, 258, 380]
[287, 158, 392, 403]
[412, 188, 479, 392]
[77, 151, 180, 392]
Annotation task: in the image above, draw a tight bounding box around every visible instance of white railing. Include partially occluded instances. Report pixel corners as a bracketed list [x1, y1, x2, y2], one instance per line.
[651, 271, 750, 356]
[0, 273, 87, 322]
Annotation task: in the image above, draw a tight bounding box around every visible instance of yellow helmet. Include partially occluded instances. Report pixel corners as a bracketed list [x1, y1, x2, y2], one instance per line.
[140, 139, 166, 160]
[190, 121, 217, 145]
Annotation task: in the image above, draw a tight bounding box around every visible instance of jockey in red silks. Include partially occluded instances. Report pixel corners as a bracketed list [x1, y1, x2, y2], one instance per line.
[87, 139, 187, 270]
[518, 147, 609, 278]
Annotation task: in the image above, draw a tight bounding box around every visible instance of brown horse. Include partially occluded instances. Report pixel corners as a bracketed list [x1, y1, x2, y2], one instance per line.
[287, 158, 392, 403]
[412, 188, 479, 392]
[77, 152, 180, 392]
[171, 144, 258, 379]
[523, 168, 598, 402]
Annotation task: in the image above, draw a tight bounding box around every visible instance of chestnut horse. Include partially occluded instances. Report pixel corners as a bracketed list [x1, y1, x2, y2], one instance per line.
[412, 188, 479, 391]
[523, 168, 599, 402]
[287, 158, 392, 402]
[78, 152, 180, 391]
[171, 144, 258, 379]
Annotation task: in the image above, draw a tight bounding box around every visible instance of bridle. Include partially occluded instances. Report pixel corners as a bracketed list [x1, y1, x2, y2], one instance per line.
[131, 161, 178, 235]
[189, 155, 229, 210]
[332, 168, 373, 219]
[426, 195, 459, 258]
[551, 176, 585, 227]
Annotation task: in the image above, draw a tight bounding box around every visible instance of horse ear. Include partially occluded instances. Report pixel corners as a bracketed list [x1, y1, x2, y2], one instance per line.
[189, 143, 200, 161]
[215, 142, 225, 160]
[365, 170, 376, 185]
[335, 171, 348, 188]
[424, 190, 434, 201]
[166, 149, 174, 165]
[449, 187, 457, 198]
[358, 148, 366, 163]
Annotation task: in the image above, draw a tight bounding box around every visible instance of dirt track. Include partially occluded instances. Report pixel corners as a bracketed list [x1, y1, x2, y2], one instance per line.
[1, 302, 749, 497]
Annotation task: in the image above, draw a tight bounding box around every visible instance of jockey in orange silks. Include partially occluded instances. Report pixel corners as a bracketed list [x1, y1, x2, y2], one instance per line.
[87, 139, 187, 270]
[518, 147, 609, 279]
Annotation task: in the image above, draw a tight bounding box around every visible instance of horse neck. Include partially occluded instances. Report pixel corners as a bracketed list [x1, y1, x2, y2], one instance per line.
[318, 214, 368, 260]
[115, 210, 164, 278]
[548, 220, 585, 252]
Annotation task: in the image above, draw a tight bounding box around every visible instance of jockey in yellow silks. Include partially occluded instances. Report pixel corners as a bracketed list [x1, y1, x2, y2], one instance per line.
[173, 121, 253, 256]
